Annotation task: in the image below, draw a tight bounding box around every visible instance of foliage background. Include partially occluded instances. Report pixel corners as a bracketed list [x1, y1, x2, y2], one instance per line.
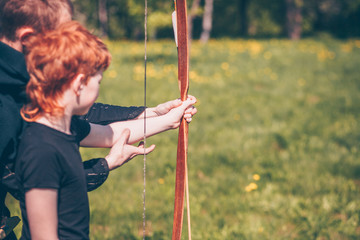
[72, 0, 360, 40]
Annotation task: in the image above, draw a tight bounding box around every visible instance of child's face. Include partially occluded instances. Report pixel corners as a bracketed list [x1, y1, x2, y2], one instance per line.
[76, 72, 103, 115]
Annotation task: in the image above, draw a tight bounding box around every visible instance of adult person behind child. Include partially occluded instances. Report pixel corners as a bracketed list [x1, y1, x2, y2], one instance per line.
[0, 0, 197, 239]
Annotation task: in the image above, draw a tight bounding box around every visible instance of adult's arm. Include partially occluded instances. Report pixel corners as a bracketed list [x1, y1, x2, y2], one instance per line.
[80, 98, 197, 148]
[82, 158, 109, 192]
[80, 98, 196, 191]
[79, 103, 143, 191]
[79, 103, 145, 125]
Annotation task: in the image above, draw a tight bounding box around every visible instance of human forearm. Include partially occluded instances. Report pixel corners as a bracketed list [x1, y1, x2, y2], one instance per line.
[109, 115, 174, 144]
[80, 98, 196, 148]
[80, 103, 146, 125]
[135, 106, 158, 119]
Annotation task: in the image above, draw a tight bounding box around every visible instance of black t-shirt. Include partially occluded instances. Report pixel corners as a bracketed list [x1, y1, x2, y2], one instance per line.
[16, 118, 91, 240]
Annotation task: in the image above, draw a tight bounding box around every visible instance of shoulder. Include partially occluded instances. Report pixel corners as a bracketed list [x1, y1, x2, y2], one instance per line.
[17, 124, 60, 166]
[17, 136, 58, 167]
[20, 123, 53, 145]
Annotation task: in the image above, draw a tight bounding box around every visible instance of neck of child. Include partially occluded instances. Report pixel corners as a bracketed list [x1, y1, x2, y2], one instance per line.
[36, 111, 73, 135]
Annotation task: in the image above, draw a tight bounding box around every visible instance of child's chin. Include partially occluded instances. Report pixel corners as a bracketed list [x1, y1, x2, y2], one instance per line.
[75, 107, 91, 116]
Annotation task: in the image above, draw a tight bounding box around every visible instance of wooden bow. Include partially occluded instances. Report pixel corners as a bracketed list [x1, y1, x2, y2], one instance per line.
[172, 0, 191, 239]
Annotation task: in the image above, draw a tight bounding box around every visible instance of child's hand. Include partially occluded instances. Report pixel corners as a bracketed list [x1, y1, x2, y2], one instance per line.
[105, 129, 155, 170]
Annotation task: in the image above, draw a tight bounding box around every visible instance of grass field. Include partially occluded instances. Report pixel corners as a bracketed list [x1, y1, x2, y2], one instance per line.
[7, 37, 360, 239]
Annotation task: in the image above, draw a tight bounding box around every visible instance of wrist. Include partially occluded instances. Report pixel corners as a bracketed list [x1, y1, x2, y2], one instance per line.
[105, 156, 116, 170]
[145, 107, 159, 118]
[155, 114, 177, 130]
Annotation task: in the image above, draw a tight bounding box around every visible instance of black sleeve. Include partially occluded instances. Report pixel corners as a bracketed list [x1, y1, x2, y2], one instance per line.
[71, 117, 91, 142]
[79, 102, 146, 125]
[83, 158, 109, 192]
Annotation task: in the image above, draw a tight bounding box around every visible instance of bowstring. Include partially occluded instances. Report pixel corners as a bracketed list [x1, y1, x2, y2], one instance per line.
[142, 0, 148, 238]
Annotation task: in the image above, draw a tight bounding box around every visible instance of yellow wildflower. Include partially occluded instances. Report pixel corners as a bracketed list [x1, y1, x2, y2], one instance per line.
[108, 70, 117, 79]
[298, 78, 306, 87]
[341, 43, 352, 53]
[253, 174, 260, 181]
[247, 41, 263, 56]
[245, 182, 258, 192]
[355, 40, 360, 48]
[221, 62, 229, 71]
[158, 178, 165, 184]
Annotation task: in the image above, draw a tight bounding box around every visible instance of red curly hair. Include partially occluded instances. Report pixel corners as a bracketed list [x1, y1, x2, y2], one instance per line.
[22, 21, 111, 121]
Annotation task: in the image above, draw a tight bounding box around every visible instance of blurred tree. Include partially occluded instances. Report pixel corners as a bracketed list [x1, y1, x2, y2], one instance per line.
[211, 0, 248, 38]
[247, 0, 285, 37]
[285, 0, 303, 40]
[188, 0, 202, 42]
[99, 0, 108, 38]
[312, 0, 360, 37]
[239, 0, 249, 36]
[72, 0, 360, 40]
[200, 0, 214, 43]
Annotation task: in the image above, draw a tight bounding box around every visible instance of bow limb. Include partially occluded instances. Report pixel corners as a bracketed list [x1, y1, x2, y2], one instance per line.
[172, 0, 190, 239]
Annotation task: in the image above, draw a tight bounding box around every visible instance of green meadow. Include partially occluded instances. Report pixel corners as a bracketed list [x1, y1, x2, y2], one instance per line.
[7, 37, 360, 239]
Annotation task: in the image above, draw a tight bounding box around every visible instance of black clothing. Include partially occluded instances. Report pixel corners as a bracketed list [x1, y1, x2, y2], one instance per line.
[80, 103, 145, 125]
[0, 41, 145, 239]
[0, 42, 28, 240]
[16, 119, 91, 240]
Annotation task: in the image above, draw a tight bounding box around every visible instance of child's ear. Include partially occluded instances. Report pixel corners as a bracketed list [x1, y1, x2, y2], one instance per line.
[72, 74, 86, 96]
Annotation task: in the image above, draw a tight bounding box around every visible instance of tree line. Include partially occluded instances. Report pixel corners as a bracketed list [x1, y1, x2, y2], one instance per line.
[73, 0, 360, 41]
